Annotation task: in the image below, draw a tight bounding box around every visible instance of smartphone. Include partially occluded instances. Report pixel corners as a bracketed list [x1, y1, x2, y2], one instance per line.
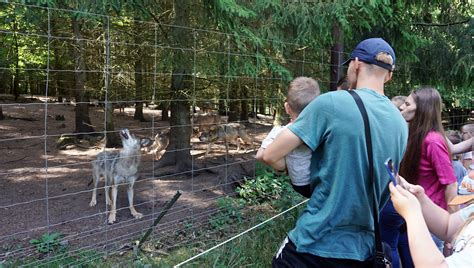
[384, 158, 398, 186]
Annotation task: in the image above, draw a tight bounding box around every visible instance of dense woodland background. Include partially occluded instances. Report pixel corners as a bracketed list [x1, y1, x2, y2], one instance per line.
[0, 1, 472, 175]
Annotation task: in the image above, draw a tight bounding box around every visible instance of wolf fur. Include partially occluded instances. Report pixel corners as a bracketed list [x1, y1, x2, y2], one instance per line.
[89, 129, 151, 224]
[193, 113, 221, 132]
[145, 130, 169, 160]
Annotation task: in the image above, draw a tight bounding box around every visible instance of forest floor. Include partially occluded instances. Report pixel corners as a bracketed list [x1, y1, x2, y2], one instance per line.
[0, 95, 273, 262]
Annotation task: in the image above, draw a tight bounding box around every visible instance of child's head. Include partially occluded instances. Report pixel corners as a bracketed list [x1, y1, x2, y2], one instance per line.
[337, 76, 349, 90]
[285, 77, 320, 120]
[391, 95, 407, 110]
[447, 130, 462, 145]
[461, 123, 474, 141]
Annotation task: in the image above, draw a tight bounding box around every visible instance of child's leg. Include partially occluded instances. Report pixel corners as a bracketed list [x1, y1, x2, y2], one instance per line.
[291, 183, 311, 198]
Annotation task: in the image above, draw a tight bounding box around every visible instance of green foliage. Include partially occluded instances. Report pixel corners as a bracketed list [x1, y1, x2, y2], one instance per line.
[236, 162, 305, 209]
[209, 197, 244, 230]
[237, 167, 285, 205]
[29, 232, 65, 254]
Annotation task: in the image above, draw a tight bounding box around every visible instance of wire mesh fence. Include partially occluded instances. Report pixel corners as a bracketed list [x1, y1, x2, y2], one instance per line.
[0, 1, 472, 266]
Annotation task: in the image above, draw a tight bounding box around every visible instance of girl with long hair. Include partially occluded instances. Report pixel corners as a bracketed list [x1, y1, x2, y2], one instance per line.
[380, 87, 458, 268]
[399, 87, 458, 211]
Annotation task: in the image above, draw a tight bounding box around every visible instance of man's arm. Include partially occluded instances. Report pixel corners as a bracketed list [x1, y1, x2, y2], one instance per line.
[255, 147, 265, 161]
[447, 137, 473, 155]
[262, 128, 302, 171]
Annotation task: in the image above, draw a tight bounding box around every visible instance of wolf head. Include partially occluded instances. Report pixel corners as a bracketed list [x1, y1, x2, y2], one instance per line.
[198, 126, 219, 142]
[154, 130, 170, 149]
[120, 129, 152, 152]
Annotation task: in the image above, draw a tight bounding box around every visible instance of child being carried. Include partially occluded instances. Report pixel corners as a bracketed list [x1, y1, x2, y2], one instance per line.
[255, 77, 320, 198]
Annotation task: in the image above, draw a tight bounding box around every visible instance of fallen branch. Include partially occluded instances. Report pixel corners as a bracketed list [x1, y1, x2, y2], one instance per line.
[413, 19, 469, 27]
[133, 191, 181, 258]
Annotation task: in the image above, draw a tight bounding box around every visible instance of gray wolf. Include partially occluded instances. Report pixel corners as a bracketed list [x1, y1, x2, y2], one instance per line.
[89, 129, 151, 224]
[193, 112, 221, 133]
[199, 123, 252, 156]
[146, 129, 169, 160]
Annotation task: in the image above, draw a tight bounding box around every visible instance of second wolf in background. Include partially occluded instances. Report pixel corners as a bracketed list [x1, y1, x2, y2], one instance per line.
[199, 123, 252, 156]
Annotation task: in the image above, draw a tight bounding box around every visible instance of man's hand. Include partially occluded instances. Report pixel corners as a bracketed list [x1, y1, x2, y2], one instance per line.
[389, 183, 422, 220]
[262, 128, 302, 171]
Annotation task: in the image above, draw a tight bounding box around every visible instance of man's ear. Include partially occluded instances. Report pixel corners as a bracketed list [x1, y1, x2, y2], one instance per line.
[284, 102, 291, 115]
[353, 57, 360, 69]
[384, 71, 393, 83]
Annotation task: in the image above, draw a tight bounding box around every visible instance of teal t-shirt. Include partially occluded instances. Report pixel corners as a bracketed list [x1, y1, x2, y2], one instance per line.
[287, 89, 408, 261]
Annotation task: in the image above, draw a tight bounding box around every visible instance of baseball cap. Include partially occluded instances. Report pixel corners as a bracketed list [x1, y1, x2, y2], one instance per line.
[462, 151, 472, 160]
[342, 38, 396, 71]
[449, 170, 474, 206]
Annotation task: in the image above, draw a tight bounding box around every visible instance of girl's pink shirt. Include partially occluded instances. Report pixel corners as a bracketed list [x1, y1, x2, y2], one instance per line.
[417, 131, 457, 210]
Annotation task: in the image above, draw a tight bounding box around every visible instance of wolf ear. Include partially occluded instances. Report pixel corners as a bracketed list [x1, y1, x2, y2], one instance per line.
[140, 138, 153, 148]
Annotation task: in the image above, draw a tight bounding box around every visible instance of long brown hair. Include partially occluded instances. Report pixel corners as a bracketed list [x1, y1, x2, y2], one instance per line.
[400, 87, 450, 184]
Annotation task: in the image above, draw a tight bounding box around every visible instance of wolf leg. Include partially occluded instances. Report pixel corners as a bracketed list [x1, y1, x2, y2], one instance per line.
[127, 177, 143, 219]
[108, 185, 118, 224]
[205, 142, 213, 156]
[104, 182, 111, 206]
[89, 167, 100, 207]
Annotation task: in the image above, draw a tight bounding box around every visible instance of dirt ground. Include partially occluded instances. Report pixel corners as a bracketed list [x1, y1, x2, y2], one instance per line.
[0, 96, 273, 262]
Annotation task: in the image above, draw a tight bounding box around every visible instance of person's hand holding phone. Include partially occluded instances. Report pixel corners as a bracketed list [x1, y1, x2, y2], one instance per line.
[398, 175, 425, 200]
[384, 158, 399, 186]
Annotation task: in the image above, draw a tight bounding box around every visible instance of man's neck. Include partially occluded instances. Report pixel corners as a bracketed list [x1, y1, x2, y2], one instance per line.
[356, 78, 385, 95]
[356, 73, 385, 95]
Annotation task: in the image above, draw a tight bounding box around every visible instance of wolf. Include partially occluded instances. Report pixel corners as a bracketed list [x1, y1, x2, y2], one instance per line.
[145, 129, 170, 160]
[193, 112, 221, 133]
[89, 129, 151, 224]
[199, 123, 252, 156]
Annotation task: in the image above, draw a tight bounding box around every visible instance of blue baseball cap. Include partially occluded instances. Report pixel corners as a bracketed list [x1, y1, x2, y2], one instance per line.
[342, 38, 396, 71]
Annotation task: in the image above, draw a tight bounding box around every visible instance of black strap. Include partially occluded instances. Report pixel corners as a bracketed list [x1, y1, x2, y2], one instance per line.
[347, 90, 384, 255]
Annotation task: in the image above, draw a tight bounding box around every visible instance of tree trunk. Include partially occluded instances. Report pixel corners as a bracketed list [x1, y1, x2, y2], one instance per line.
[0, 106, 4, 120]
[12, 18, 20, 101]
[161, 101, 169, 121]
[330, 22, 343, 91]
[133, 56, 145, 121]
[133, 19, 146, 122]
[155, 0, 192, 172]
[228, 80, 240, 122]
[72, 17, 94, 136]
[105, 102, 120, 147]
[240, 85, 249, 121]
[102, 18, 118, 147]
[51, 17, 65, 101]
[258, 89, 265, 115]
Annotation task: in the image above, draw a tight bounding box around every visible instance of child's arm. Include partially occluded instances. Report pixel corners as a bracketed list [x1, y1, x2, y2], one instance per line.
[389, 183, 448, 268]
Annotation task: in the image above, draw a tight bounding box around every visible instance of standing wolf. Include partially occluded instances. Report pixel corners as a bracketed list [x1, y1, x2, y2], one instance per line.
[89, 129, 151, 224]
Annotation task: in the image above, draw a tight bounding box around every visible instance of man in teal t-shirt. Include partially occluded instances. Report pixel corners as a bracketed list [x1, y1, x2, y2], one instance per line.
[263, 38, 408, 267]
